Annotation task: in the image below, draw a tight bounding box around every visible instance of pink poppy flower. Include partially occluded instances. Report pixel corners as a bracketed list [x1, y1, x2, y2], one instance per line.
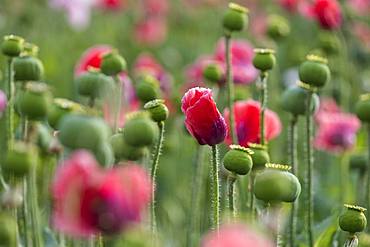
[347, 0, 370, 16]
[314, 112, 361, 153]
[0, 90, 7, 115]
[201, 223, 274, 247]
[143, 0, 169, 15]
[315, 97, 341, 124]
[185, 55, 217, 83]
[134, 17, 167, 46]
[309, 0, 342, 29]
[181, 87, 227, 146]
[214, 39, 254, 65]
[279, 0, 300, 12]
[52, 150, 151, 237]
[74, 45, 112, 75]
[224, 100, 282, 147]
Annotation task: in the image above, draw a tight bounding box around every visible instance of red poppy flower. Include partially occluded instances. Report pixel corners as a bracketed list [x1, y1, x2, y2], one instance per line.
[181, 87, 227, 146]
[224, 100, 282, 146]
[310, 0, 342, 29]
[74, 45, 112, 75]
[52, 150, 151, 237]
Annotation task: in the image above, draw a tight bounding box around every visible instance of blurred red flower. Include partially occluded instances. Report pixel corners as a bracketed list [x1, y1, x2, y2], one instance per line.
[181, 87, 227, 145]
[201, 223, 274, 247]
[52, 150, 151, 237]
[224, 100, 282, 146]
[74, 45, 112, 75]
[310, 0, 342, 29]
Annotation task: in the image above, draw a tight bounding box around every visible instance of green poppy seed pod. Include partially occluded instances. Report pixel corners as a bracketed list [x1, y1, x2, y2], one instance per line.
[122, 112, 156, 147]
[339, 204, 367, 234]
[100, 51, 126, 76]
[0, 213, 17, 247]
[222, 3, 248, 33]
[350, 153, 367, 172]
[110, 133, 146, 161]
[298, 55, 330, 88]
[254, 163, 301, 203]
[318, 32, 340, 56]
[75, 69, 114, 98]
[355, 94, 370, 123]
[48, 98, 84, 130]
[281, 83, 320, 116]
[144, 99, 169, 123]
[203, 63, 223, 83]
[248, 143, 270, 170]
[17, 82, 52, 120]
[94, 142, 114, 167]
[2, 142, 37, 178]
[13, 55, 44, 82]
[223, 145, 253, 175]
[252, 49, 276, 72]
[1, 35, 24, 57]
[135, 75, 160, 104]
[23, 42, 39, 57]
[58, 114, 110, 151]
[267, 15, 290, 41]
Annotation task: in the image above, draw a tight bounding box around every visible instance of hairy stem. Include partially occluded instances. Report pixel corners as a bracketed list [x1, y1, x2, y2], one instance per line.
[260, 73, 268, 145]
[211, 145, 220, 230]
[249, 172, 255, 220]
[228, 174, 237, 219]
[289, 115, 298, 247]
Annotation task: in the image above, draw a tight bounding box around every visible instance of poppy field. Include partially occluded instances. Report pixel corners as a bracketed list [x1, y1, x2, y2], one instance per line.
[0, 0, 369, 246]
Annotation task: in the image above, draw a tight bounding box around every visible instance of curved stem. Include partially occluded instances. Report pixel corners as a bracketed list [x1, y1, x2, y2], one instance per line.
[225, 35, 237, 144]
[227, 174, 237, 219]
[305, 91, 314, 247]
[150, 121, 165, 233]
[211, 145, 220, 231]
[289, 115, 298, 247]
[259, 73, 268, 145]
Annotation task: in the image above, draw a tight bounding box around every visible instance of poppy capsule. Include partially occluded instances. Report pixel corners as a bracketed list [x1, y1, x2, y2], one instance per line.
[3, 142, 37, 178]
[17, 82, 51, 120]
[355, 94, 370, 123]
[94, 142, 114, 167]
[203, 63, 223, 84]
[298, 54, 330, 88]
[267, 15, 290, 41]
[248, 143, 270, 171]
[47, 98, 84, 130]
[1, 35, 24, 57]
[339, 204, 367, 234]
[75, 68, 114, 98]
[222, 3, 248, 33]
[223, 145, 253, 175]
[13, 55, 44, 82]
[144, 99, 169, 123]
[252, 49, 276, 72]
[110, 133, 146, 161]
[135, 74, 161, 104]
[254, 163, 301, 203]
[122, 112, 157, 147]
[100, 50, 126, 76]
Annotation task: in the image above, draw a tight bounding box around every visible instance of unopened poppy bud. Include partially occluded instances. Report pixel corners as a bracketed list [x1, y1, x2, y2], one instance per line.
[17, 82, 52, 120]
[203, 63, 223, 83]
[222, 3, 248, 33]
[135, 75, 160, 103]
[267, 15, 290, 40]
[281, 83, 320, 116]
[223, 145, 253, 175]
[122, 112, 157, 147]
[2, 142, 37, 178]
[144, 99, 169, 123]
[13, 54, 44, 82]
[339, 204, 367, 234]
[100, 50, 126, 76]
[23, 42, 39, 57]
[0, 213, 17, 247]
[299, 54, 330, 88]
[1, 35, 24, 57]
[110, 133, 146, 161]
[350, 153, 367, 172]
[75, 68, 114, 98]
[48, 98, 84, 130]
[253, 49, 276, 72]
[355, 94, 370, 123]
[248, 143, 270, 170]
[254, 163, 301, 203]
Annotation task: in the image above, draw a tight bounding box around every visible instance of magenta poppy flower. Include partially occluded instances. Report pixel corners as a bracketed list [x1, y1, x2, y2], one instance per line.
[201, 223, 274, 247]
[181, 87, 227, 146]
[309, 0, 342, 29]
[134, 17, 167, 46]
[224, 100, 282, 147]
[74, 45, 112, 75]
[314, 112, 360, 153]
[0, 90, 7, 116]
[52, 150, 151, 237]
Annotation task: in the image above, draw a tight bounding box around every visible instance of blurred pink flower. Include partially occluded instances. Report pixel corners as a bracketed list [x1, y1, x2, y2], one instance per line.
[185, 55, 218, 83]
[308, 0, 342, 30]
[214, 39, 254, 65]
[347, 0, 370, 16]
[201, 223, 274, 247]
[143, 0, 169, 15]
[315, 97, 341, 124]
[134, 17, 167, 46]
[0, 90, 7, 115]
[98, 0, 124, 10]
[314, 112, 361, 153]
[74, 45, 112, 75]
[353, 22, 370, 50]
[52, 150, 151, 237]
[279, 0, 300, 12]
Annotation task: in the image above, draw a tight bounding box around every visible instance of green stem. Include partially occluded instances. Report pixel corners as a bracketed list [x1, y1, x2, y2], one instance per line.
[289, 115, 298, 247]
[305, 91, 314, 247]
[28, 165, 43, 247]
[366, 124, 370, 232]
[150, 121, 165, 233]
[227, 174, 237, 219]
[88, 96, 95, 108]
[22, 179, 30, 247]
[249, 172, 255, 219]
[6, 57, 14, 150]
[113, 75, 122, 133]
[277, 207, 283, 247]
[211, 145, 220, 230]
[225, 34, 237, 144]
[260, 73, 268, 145]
